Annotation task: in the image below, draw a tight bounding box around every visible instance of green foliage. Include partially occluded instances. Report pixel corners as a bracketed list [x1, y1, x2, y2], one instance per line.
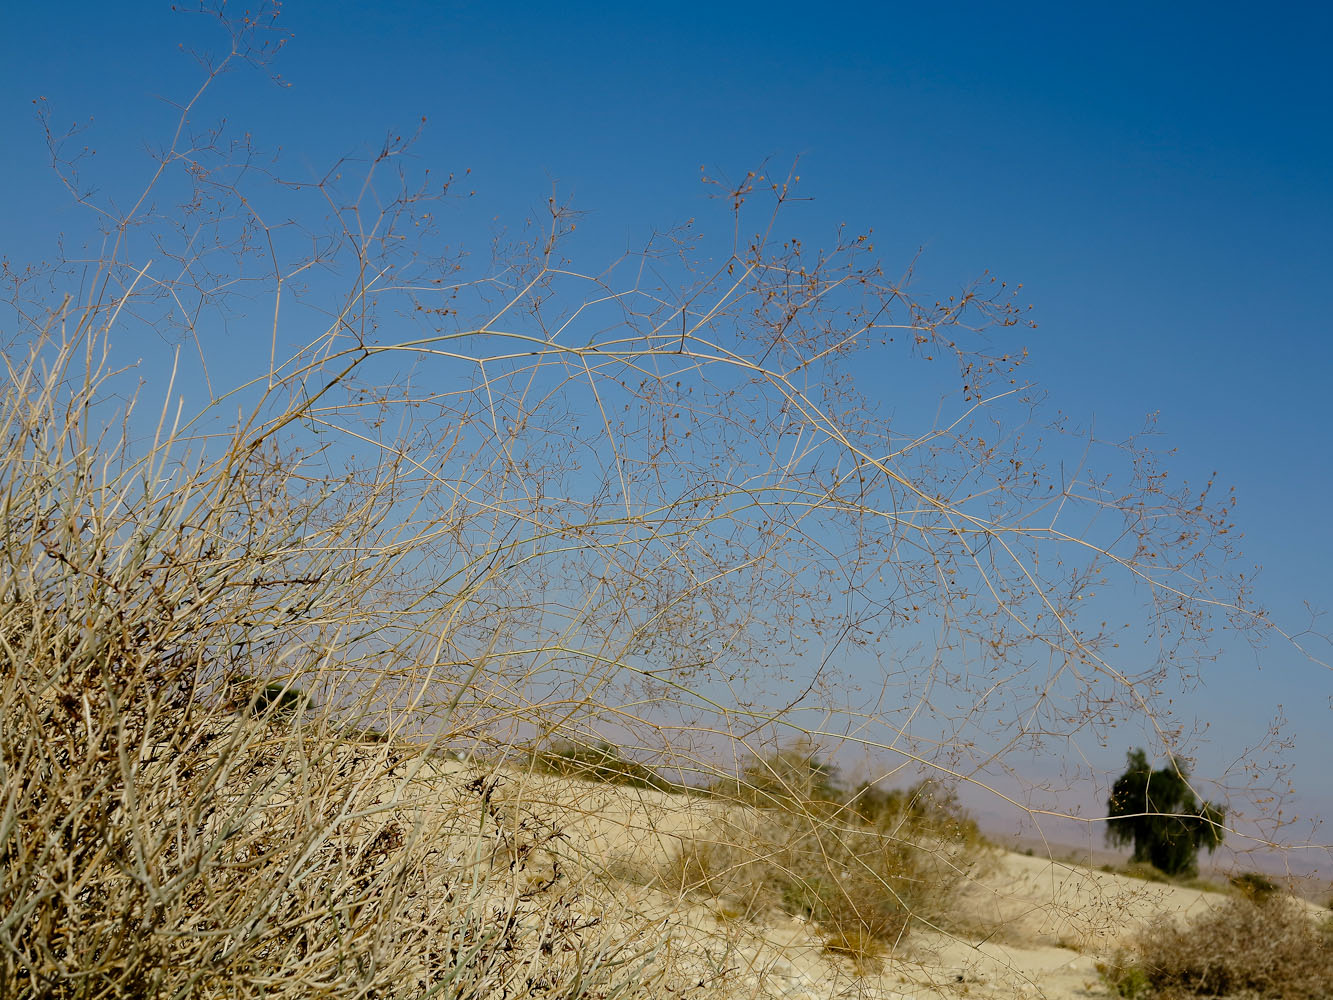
[246, 679, 314, 720]
[224, 674, 315, 721]
[533, 740, 676, 793]
[849, 778, 987, 849]
[710, 739, 843, 810]
[1106, 748, 1225, 877]
[1229, 871, 1280, 900]
[1097, 961, 1152, 999]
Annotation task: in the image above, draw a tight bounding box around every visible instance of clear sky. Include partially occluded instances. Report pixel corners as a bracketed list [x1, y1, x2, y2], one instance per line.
[3, 3, 1330, 849]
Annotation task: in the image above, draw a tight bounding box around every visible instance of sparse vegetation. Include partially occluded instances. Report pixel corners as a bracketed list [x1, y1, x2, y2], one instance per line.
[708, 739, 845, 810]
[1101, 861, 1223, 893]
[848, 777, 988, 852]
[1228, 871, 1281, 901]
[1099, 893, 1333, 999]
[1105, 862, 1175, 885]
[666, 747, 991, 968]
[531, 740, 678, 793]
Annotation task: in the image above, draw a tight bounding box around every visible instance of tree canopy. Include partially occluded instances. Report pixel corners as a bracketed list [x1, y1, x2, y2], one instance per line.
[1106, 748, 1225, 877]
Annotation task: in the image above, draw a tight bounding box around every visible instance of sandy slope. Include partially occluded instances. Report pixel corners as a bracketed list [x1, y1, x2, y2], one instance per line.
[398, 755, 1318, 1000]
[373, 757, 1333, 1000]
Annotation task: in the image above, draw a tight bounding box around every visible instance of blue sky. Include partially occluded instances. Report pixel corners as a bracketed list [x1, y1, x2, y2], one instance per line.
[4, 3, 1330, 848]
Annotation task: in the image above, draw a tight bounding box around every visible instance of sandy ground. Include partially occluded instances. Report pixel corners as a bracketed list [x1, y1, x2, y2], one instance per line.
[388, 754, 1324, 1000]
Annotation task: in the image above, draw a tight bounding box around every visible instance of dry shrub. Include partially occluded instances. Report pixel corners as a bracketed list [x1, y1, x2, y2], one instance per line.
[0, 331, 665, 999]
[1100, 893, 1333, 999]
[660, 837, 757, 902]
[664, 779, 989, 968]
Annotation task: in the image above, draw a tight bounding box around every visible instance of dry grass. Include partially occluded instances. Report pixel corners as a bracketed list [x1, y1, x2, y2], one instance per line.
[0, 329, 671, 999]
[662, 761, 993, 970]
[1099, 893, 1333, 999]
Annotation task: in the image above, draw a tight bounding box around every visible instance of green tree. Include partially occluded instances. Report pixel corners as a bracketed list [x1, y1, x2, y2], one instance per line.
[1106, 748, 1225, 877]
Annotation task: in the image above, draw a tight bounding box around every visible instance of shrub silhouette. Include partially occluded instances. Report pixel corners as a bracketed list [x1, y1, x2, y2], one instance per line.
[1106, 748, 1225, 877]
[849, 778, 986, 849]
[710, 740, 844, 811]
[241, 677, 314, 720]
[533, 740, 676, 792]
[1229, 871, 1280, 901]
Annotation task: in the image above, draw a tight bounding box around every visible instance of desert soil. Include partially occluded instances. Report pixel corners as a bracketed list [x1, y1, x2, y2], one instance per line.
[386, 753, 1325, 1000]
